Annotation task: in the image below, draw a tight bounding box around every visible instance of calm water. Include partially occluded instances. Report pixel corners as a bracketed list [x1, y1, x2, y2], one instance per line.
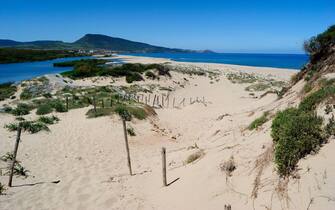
[127, 53, 309, 70]
[0, 57, 92, 84]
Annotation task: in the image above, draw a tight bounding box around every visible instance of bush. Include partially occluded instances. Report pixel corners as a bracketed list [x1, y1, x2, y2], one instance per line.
[36, 104, 53, 115]
[299, 85, 335, 112]
[127, 127, 136, 136]
[145, 71, 157, 80]
[52, 100, 67, 112]
[248, 112, 269, 130]
[0, 182, 6, 195]
[0, 82, 17, 101]
[115, 106, 132, 121]
[37, 115, 59, 124]
[271, 108, 324, 176]
[5, 120, 50, 134]
[11, 103, 32, 116]
[126, 72, 144, 83]
[20, 88, 33, 100]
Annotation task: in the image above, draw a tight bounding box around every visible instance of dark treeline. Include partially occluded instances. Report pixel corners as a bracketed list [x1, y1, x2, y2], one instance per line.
[0, 48, 86, 64]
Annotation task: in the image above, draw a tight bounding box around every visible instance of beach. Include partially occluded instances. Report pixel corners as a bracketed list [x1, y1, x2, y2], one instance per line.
[1, 55, 334, 210]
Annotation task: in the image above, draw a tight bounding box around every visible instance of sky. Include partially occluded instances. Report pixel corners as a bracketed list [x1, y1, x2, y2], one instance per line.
[1, 0, 335, 54]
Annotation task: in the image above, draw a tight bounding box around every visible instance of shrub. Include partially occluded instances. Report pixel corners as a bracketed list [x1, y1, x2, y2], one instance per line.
[37, 115, 59, 124]
[127, 127, 136, 136]
[248, 112, 269, 130]
[145, 71, 157, 80]
[115, 106, 132, 121]
[36, 104, 53, 115]
[220, 156, 236, 177]
[271, 108, 324, 176]
[86, 108, 113, 118]
[126, 72, 144, 83]
[52, 100, 67, 112]
[11, 103, 32, 116]
[127, 106, 147, 120]
[20, 88, 33, 100]
[12, 163, 29, 178]
[0, 182, 6, 195]
[0, 82, 17, 101]
[299, 85, 335, 112]
[5, 121, 50, 134]
[0, 152, 14, 162]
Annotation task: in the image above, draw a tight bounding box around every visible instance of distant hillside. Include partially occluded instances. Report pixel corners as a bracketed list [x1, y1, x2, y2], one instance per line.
[0, 34, 194, 53]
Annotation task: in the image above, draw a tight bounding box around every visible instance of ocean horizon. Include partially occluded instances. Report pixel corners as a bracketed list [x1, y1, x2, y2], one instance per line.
[126, 52, 309, 70]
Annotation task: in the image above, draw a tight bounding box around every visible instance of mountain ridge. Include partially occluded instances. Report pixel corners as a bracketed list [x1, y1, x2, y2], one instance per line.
[0, 34, 206, 53]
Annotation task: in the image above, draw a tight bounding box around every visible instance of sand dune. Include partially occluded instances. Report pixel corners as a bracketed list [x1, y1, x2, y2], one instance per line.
[1, 56, 334, 210]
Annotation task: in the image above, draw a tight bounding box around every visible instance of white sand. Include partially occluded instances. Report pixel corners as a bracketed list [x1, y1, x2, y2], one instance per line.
[1, 56, 334, 210]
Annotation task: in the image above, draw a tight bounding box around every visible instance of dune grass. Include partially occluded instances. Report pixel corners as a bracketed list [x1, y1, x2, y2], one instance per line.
[0, 82, 17, 101]
[248, 111, 269, 130]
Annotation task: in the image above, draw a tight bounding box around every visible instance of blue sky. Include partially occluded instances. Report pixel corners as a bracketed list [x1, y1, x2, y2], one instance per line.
[1, 0, 334, 53]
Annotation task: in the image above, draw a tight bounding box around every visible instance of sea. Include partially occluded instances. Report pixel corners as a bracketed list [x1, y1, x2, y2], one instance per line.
[0, 53, 309, 84]
[126, 53, 308, 70]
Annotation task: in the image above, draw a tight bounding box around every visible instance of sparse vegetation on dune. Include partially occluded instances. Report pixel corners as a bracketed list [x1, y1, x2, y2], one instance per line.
[0, 82, 17, 101]
[0, 182, 6, 195]
[185, 150, 205, 164]
[248, 111, 269, 130]
[60, 61, 171, 83]
[4, 116, 59, 134]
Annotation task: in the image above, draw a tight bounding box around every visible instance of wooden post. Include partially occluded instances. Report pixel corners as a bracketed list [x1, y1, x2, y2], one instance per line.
[162, 95, 164, 107]
[101, 99, 104, 108]
[8, 127, 22, 187]
[110, 96, 113, 107]
[122, 120, 133, 176]
[173, 97, 175, 108]
[166, 95, 170, 108]
[66, 96, 69, 111]
[145, 96, 148, 105]
[148, 94, 151, 103]
[161, 147, 167, 186]
[152, 95, 157, 107]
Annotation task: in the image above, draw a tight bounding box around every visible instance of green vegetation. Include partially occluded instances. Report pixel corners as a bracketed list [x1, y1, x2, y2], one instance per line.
[60, 61, 170, 83]
[245, 83, 271, 92]
[304, 25, 335, 62]
[36, 104, 53, 115]
[37, 115, 59, 124]
[127, 127, 136, 136]
[271, 108, 324, 176]
[0, 82, 17, 101]
[0, 182, 6, 195]
[248, 112, 269, 130]
[20, 77, 50, 100]
[10, 103, 34, 116]
[5, 120, 51, 134]
[0, 48, 84, 64]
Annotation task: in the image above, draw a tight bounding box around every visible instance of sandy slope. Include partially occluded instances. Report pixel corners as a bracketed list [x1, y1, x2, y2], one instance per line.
[1, 57, 334, 210]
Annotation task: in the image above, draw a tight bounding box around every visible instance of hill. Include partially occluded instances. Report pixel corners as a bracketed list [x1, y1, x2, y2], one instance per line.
[0, 34, 193, 53]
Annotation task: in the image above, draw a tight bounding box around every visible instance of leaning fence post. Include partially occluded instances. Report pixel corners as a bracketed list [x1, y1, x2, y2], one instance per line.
[162, 95, 165, 107]
[110, 96, 113, 107]
[101, 99, 104, 108]
[173, 97, 175, 108]
[8, 127, 22, 187]
[122, 119, 133, 176]
[161, 147, 167, 186]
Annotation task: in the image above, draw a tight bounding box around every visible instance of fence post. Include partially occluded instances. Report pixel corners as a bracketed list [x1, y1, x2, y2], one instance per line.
[122, 119, 133, 176]
[161, 147, 167, 186]
[110, 96, 113, 107]
[162, 95, 164, 107]
[101, 99, 104, 108]
[173, 97, 175, 108]
[152, 95, 157, 107]
[8, 127, 22, 187]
